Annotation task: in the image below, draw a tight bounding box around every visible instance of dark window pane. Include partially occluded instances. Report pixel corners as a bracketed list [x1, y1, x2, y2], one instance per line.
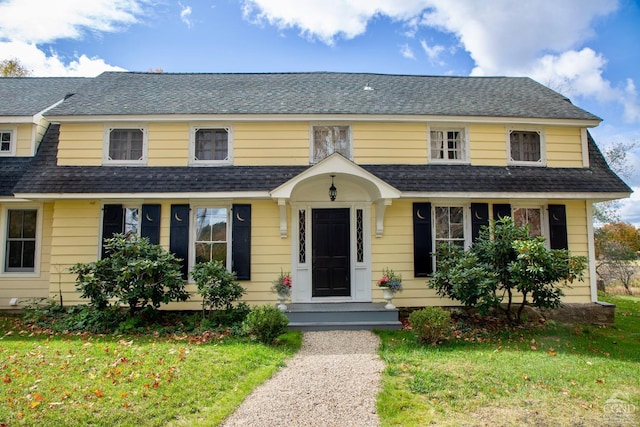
[7, 241, 23, 268]
[195, 129, 228, 161]
[109, 129, 143, 160]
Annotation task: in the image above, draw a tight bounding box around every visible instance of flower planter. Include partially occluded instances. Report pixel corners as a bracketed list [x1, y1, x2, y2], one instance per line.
[276, 291, 289, 312]
[380, 287, 396, 309]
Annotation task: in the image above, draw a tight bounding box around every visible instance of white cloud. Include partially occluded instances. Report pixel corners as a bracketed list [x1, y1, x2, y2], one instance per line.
[419, 39, 444, 63]
[180, 3, 193, 28]
[0, 41, 125, 77]
[400, 44, 415, 60]
[241, 0, 432, 45]
[0, 0, 144, 76]
[0, 0, 145, 44]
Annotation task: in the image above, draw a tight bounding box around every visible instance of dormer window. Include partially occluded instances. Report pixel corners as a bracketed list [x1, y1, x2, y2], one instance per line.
[311, 125, 351, 163]
[508, 129, 545, 165]
[104, 126, 147, 165]
[0, 129, 15, 156]
[190, 126, 232, 165]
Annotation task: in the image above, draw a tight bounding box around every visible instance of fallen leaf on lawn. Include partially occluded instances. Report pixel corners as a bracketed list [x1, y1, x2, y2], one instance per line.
[530, 346, 537, 351]
[93, 389, 104, 398]
[596, 378, 605, 384]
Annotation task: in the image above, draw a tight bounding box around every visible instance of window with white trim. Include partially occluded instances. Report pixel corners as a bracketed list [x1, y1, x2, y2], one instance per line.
[104, 127, 147, 164]
[508, 129, 544, 165]
[4, 209, 37, 272]
[434, 206, 466, 248]
[429, 127, 467, 162]
[311, 125, 351, 163]
[190, 126, 232, 165]
[512, 207, 542, 237]
[194, 208, 228, 266]
[0, 129, 15, 156]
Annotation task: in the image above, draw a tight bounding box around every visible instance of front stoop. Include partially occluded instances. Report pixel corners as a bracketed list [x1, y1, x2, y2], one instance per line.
[285, 302, 402, 331]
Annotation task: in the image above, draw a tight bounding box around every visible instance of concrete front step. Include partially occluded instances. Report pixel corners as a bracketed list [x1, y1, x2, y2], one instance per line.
[284, 302, 402, 331]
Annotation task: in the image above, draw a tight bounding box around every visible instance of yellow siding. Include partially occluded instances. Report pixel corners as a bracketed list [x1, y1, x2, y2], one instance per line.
[469, 124, 508, 166]
[353, 122, 427, 164]
[57, 123, 103, 166]
[48, 201, 101, 305]
[233, 122, 310, 166]
[54, 121, 587, 168]
[546, 127, 584, 167]
[15, 123, 34, 157]
[147, 123, 189, 166]
[0, 203, 52, 309]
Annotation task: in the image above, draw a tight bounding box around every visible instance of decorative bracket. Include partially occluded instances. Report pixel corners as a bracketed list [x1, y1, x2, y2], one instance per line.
[278, 198, 288, 238]
[375, 198, 392, 237]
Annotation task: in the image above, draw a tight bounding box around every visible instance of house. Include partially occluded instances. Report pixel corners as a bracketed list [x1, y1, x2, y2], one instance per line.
[0, 72, 631, 322]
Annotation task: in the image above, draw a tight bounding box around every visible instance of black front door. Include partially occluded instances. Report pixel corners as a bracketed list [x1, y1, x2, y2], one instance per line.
[312, 208, 350, 297]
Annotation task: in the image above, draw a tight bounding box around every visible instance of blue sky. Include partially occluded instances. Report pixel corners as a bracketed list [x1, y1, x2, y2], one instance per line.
[1, 0, 639, 224]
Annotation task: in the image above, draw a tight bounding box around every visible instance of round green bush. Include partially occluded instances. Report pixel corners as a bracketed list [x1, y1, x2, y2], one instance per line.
[409, 307, 451, 344]
[244, 305, 289, 344]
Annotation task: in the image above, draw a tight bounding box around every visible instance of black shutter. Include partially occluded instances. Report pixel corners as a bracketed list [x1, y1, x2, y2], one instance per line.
[101, 204, 123, 258]
[548, 204, 568, 249]
[232, 204, 251, 280]
[471, 203, 489, 242]
[170, 204, 190, 279]
[413, 202, 433, 277]
[493, 203, 512, 221]
[141, 204, 161, 245]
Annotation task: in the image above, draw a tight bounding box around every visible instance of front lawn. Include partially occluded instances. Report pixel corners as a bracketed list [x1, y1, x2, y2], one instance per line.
[377, 295, 640, 426]
[0, 318, 300, 426]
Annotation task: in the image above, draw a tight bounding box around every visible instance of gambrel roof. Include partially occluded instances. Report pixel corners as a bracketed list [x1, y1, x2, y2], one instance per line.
[13, 125, 630, 198]
[0, 77, 88, 116]
[46, 72, 600, 121]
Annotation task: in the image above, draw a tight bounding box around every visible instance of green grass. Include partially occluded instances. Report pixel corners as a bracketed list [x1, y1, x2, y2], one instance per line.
[377, 295, 640, 426]
[0, 319, 301, 426]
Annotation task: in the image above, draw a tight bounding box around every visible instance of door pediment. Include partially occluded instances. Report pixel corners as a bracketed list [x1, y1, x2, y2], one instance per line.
[270, 153, 400, 237]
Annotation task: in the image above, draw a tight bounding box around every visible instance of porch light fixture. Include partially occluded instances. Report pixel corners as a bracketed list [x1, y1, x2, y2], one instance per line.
[329, 175, 337, 201]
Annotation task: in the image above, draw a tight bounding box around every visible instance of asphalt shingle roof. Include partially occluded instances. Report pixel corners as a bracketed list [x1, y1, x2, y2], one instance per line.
[0, 77, 88, 116]
[13, 125, 630, 196]
[45, 72, 600, 121]
[0, 156, 32, 196]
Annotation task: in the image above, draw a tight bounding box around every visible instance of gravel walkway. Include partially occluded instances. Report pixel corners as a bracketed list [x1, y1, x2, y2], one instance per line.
[220, 330, 384, 427]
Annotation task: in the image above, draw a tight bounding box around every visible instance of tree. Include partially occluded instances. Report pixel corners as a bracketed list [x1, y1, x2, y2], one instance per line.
[593, 140, 638, 224]
[0, 58, 30, 77]
[429, 217, 587, 323]
[70, 234, 190, 317]
[595, 222, 640, 258]
[595, 222, 640, 294]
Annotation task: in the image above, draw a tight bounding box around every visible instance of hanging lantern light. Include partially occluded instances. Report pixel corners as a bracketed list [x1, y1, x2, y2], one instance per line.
[329, 174, 337, 201]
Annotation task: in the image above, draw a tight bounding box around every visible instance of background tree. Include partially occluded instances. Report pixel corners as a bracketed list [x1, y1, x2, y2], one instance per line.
[595, 222, 640, 294]
[0, 58, 30, 77]
[593, 140, 638, 224]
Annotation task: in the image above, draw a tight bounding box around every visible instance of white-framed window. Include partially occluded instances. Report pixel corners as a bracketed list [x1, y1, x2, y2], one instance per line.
[507, 128, 545, 165]
[193, 207, 229, 266]
[2, 206, 41, 274]
[429, 126, 468, 163]
[0, 128, 16, 156]
[103, 126, 147, 165]
[311, 125, 352, 163]
[190, 125, 232, 165]
[512, 207, 543, 237]
[434, 206, 466, 249]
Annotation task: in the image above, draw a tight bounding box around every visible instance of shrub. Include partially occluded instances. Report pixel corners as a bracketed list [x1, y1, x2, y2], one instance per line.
[409, 307, 451, 344]
[244, 305, 289, 344]
[191, 260, 246, 321]
[429, 217, 587, 323]
[70, 234, 190, 317]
